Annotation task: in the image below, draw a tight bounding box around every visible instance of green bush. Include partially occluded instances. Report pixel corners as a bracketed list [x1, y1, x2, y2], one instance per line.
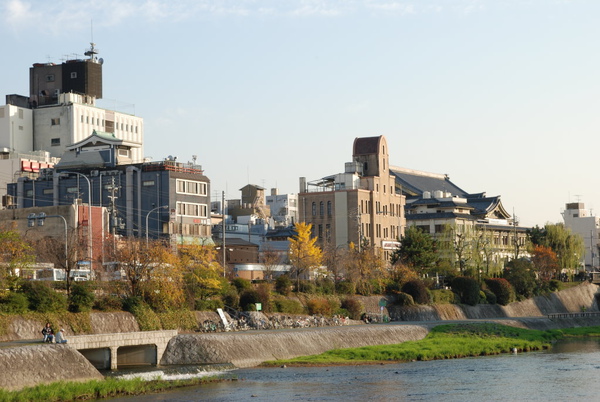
[273, 298, 305, 314]
[93, 294, 123, 311]
[0, 292, 29, 314]
[548, 279, 563, 292]
[341, 297, 364, 320]
[483, 289, 497, 304]
[221, 290, 240, 310]
[315, 278, 335, 295]
[157, 310, 197, 331]
[275, 276, 292, 296]
[232, 278, 252, 293]
[430, 289, 457, 304]
[306, 297, 340, 316]
[130, 303, 161, 331]
[484, 278, 515, 306]
[122, 296, 144, 313]
[451, 277, 480, 306]
[21, 281, 67, 313]
[298, 280, 316, 294]
[336, 281, 356, 295]
[394, 292, 414, 306]
[68, 283, 95, 313]
[194, 299, 224, 311]
[239, 289, 261, 311]
[401, 280, 430, 304]
[256, 283, 272, 313]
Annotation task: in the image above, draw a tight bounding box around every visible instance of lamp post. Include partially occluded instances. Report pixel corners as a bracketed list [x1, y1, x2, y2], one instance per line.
[146, 205, 168, 246]
[28, 212, 68, 274]
[61, 171, 92, 269]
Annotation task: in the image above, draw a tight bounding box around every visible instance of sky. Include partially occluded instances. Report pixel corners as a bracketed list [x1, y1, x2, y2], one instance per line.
[2, 0, 600, 228]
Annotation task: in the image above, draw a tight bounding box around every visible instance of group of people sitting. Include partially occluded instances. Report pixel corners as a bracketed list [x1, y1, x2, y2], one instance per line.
[41, 323, 67, 344]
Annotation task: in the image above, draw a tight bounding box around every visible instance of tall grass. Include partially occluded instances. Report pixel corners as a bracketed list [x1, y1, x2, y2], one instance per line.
[0, 376, 228, 401]
[264, 323, 600, 366]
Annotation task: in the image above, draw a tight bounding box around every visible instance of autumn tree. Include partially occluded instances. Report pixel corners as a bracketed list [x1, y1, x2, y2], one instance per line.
[391, 226, 437, 276]
[178, 242, 225, 308]
[0, 226, 35, 293]
[288, 222, 323, 290]
[344, 243, 386, 295]
[544, 224, 585, 271]
[114, 238, 177, 300]
[531, 245, 560, 282]
[260, 243, 282, 282]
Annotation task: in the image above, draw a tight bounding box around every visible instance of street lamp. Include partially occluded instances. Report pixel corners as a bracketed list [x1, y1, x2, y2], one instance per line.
[61, 171, 92, 269]
[146, 205, 168, 245]
[28, 212, 68, 273]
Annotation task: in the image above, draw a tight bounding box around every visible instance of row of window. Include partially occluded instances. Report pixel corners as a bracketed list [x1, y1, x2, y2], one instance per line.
[311, 201, 332, 216]
[79, 115, 140, 134]
[176, 179, 207, 196]
[176, 201, 208, 218]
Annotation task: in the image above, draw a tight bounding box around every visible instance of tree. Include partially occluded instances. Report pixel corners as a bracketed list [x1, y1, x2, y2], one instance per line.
[503, 258, 537, 300]
[531, 245, 560, 282]
[344, 243, 386, 295]
[0, 226, 35, 293]
[543, 224, 584, 272]
[391, 226, 437, 275]
[179, 242, 224, 308]
[288, 222, 323, 289]
[260, 243, 282, 282]
[114, 238, 175, 299]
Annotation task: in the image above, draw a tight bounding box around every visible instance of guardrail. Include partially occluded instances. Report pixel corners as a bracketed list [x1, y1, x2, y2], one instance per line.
[548, 312, 600, 319]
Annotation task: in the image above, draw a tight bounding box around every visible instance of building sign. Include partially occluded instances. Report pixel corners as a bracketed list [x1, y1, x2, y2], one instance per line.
[381, 241, 400, 250]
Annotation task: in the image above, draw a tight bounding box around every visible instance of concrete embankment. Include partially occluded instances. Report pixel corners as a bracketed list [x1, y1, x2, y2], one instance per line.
[162, 325, 431, 367]
[0, 344, 103, 391]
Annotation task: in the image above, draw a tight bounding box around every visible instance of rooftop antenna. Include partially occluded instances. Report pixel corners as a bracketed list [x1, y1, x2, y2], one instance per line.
[574, 194, 582, 203]
[84, 19, 99, 61]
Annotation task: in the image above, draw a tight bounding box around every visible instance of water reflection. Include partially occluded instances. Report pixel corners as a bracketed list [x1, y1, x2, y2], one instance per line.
[105, 339, 600, 401]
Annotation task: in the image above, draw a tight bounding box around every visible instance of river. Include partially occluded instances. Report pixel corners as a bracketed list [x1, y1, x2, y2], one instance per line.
[106, 339, 600, 401]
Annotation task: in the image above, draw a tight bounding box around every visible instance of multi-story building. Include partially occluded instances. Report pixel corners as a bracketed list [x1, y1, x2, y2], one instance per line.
[299, 136, 406, 261]
[391, 166, 529, 272]
[7, 132, 211, 254]
[0, 44, 144, 206]
[563, 202, 600, 270]
[266, 188, 298, 228]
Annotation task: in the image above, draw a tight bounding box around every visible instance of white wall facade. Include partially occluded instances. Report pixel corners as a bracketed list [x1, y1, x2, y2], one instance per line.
[563, 203, 600, 269]
[0, 104, 34, 153]
[33, 93, 144, 162]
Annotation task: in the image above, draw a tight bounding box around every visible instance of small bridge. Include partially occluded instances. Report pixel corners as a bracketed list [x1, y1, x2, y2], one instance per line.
[68, 330, 177, 370]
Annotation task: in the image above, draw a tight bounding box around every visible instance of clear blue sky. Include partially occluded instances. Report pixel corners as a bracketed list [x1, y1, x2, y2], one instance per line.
[2, 0, 599, 228]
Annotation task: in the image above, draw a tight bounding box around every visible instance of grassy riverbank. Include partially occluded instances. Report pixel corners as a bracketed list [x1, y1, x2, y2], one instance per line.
[262, 323, 600, 366]
[0, 376, 232, 401]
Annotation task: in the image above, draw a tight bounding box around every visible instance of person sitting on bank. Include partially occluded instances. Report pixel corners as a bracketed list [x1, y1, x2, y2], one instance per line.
[55, 328, 67, 344]
[41, 323, 54, 343]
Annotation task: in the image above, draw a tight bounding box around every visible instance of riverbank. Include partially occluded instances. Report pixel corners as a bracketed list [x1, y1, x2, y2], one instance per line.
[260, 322, 588, 367]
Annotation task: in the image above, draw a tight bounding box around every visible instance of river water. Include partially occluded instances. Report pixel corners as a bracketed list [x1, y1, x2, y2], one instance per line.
[106, 339, 600, 401]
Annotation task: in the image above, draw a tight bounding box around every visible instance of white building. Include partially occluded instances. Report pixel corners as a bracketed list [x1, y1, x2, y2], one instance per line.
[266, 188, 298, 228]
[563, 202, 600, 270]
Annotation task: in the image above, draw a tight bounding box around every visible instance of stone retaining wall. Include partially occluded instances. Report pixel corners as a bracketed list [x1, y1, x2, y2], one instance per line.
[0, 344, 103, 391]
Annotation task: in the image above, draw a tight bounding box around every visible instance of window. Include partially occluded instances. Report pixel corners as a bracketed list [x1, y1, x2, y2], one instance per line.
[46, 74, 55, 82]
[51, 138, 60, 146]
[312, 202, 316, 216]
[327, 201, 332, 216]
[118, 149, 130, 157]
[66, 187, 78, 194]
[318, 224, 323, 239]
[326, 224, 331, 241]
[176, 202, 208, 217]
[51, 118, 60, 125]
[43, 189, 53, 195]
[70, 72, 77, 79]
[319, 201, 324, 216]
[18, 126, 23, 131]
[81, 115, 84, 123]
[26, 190, 33, 197]
[176, 179, 207, 195]
[142, 180, 155, 187]
[18, 109, 23, 119]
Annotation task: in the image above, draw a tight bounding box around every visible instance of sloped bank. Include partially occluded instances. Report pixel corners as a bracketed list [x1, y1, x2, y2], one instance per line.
[0, 344, 103, 391]
[387, 282, 600, 321]
[161, 325, 431, 368]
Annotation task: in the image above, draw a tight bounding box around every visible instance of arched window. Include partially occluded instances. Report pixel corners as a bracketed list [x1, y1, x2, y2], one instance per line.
[327, 201, 332, 216]
[312, 202, 317, 216]
[319, 201, 324, 216]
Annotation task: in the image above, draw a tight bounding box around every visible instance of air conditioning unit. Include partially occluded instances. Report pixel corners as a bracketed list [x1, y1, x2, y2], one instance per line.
[2, 195, 14, 207]
[90, 170, 99, 177]
[74, 198, 82, 205]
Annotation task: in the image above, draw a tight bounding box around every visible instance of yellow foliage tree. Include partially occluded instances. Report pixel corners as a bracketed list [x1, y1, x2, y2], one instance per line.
[0, 226, 35, 293]
[288, 222, 323, 289]
[178, 242, 224, 307]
